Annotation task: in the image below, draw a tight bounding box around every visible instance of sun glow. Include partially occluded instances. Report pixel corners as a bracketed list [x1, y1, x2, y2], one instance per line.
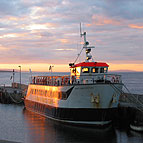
[109, 63, 143, 72]
[0, 63, 143, 72]
[0, 63, 69, 72]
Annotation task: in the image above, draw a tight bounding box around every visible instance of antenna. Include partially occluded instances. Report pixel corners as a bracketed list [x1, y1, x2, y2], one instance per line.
[73, 23, 84, 64]
[80, 22, 82, 37]
[29, 68, 32, 83]
[71, 23, 95, 66]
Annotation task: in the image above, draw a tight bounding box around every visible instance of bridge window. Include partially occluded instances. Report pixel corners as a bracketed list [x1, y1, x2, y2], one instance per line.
[100, 68, 104, 73]
[100, 67, 108, 73]
[71, 68, 76, 74]
[104, 68, 108, 73]
[76, 67, 81, 75]
[92, 68, 98, 73]
[82, 68, 89, 73]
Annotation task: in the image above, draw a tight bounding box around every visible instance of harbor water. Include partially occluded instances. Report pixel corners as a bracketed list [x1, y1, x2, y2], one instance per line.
[0, 71, 143, 95]
[0, 72, 143, 143]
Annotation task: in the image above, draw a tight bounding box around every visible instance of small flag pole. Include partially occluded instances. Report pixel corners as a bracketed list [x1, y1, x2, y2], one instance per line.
[13, 69, 15, 84]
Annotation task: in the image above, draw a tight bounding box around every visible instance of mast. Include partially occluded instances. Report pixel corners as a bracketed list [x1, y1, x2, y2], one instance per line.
[70, 24, 95, 67]
[80, 23, 95, 62]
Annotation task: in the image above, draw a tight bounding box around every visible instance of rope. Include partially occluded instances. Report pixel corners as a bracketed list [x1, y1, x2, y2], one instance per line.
[8, 93, 24, 104]
[74, 47, 84, 64]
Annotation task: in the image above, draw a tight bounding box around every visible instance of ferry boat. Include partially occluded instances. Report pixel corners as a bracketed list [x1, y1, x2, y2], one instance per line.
[25, 29, 123, 126]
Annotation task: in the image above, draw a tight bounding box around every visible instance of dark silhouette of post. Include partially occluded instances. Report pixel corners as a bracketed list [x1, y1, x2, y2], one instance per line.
[13, 69, 15, 84]
[18, 66, 21, 89]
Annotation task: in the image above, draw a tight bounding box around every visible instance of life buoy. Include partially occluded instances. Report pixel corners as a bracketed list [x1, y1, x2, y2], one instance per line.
[61, 77, 64, 85]
[111, 76, 116, 83]
[65, 77, 69, 85]
[116, 77, 119, 83]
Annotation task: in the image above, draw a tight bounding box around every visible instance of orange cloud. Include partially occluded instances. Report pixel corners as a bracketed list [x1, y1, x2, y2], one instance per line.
[128, 24, 143, 29]
[25, 23, 57, 30]
[0, 45, 8, 51]
[0, 33, 27, 39]
[86, 15, 121, 27]
[58, 39, 69, 43]
[55, 49, 75, 51]
[7, 16, 27, 21]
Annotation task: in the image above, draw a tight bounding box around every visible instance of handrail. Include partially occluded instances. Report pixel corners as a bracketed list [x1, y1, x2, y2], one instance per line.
[31, 73, 122, 86]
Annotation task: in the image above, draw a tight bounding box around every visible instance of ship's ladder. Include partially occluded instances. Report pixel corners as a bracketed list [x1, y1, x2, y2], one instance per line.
[110, 83, 143, 113]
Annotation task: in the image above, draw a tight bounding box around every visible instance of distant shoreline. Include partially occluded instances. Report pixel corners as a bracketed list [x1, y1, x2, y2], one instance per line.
[0, 70, 12, 72]
[0, 70, 142, 73]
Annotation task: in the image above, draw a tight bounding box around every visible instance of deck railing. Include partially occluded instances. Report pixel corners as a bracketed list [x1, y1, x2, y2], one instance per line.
[31, 74, 122, 86]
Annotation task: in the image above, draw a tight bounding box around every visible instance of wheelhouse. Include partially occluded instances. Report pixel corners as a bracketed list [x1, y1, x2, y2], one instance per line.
[70, 62, 109, 76]
[69, 62, 110, 84]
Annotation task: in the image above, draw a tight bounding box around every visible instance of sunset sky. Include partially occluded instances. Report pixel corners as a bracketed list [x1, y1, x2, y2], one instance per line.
[0, 0, 143, 72]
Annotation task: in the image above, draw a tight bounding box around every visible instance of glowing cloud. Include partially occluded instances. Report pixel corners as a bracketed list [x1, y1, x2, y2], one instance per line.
[58, 39, 69, 43]
[87, 15, 121, 26]
[26, 24, 50, 30]
[55, 49, 75, 51]
[0, 0, 142, 72]
[128, 24, 143, 29]
[0, 45, 8, 51]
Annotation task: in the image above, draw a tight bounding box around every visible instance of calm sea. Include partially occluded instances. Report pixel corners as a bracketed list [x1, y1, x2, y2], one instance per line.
[0, 72, 143, 143]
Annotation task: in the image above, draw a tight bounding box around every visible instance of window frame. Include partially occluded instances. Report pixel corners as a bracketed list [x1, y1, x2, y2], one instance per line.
[82, 67, 90, 73]
[91, 67, 99, 73]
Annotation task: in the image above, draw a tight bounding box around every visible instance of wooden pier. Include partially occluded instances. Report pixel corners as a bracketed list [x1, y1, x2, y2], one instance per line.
[0, 83, 27, 104]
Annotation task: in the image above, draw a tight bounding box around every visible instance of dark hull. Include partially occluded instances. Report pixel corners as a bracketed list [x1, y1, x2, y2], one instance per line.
[25, 99, 118, 126]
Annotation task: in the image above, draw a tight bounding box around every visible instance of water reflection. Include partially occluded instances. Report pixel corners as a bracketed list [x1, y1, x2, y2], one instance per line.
[23, 109, 117, 143]
[127, 130, 143, 143]
[0, 104, 143, 143]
